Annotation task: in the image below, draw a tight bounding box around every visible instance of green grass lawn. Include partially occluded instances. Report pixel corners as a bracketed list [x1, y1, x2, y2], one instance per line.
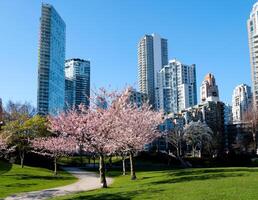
[51, 167, 258, 200]
[0, 160, 77, 198]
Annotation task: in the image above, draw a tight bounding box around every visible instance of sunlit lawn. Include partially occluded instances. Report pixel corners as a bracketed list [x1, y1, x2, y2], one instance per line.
[52, 167, 258, 200]
[0, 160, 77, 198]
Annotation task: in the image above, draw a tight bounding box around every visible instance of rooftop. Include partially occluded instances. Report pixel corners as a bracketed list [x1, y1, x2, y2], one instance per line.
[65, 58, 90, 63]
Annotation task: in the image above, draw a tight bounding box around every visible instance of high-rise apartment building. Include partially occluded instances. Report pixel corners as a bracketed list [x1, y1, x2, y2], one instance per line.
[0, 98, 3, 128]
[247, 2, 258, 110]
[157, 59, 197, 114]
[37, 3, 66, 115]
[232, 84, 252, 124]
[157, 63, 177, 114]
[65, 59, 90, 109]
[200, 73, 219, 103]
[138, 33, 168, 109]
[126, 87, 148, 108]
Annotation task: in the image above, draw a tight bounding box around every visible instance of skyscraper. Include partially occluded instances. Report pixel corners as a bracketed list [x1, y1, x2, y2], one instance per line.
[247, 2, 258, 110]
[232, 84, 252, 124]
[37, 3, 66, 115]
[138, 33, 168, 109]
[65, 58, 90, 109]
[157, 59, 197, 114]
[157, 63, 178, 114]
[0, 98, 3, 128]
[200, 73, 219, 103]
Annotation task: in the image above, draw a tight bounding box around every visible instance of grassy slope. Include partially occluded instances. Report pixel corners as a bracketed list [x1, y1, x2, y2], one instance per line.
[0, 160, 77, 198]
[52, 167, 258, 200]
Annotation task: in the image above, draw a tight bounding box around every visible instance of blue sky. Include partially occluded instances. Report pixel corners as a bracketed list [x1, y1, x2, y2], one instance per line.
[0, 0, 256, 106]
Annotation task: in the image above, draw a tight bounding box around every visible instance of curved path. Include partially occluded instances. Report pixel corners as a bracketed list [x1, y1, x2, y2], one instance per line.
[5, 167, 113, 200]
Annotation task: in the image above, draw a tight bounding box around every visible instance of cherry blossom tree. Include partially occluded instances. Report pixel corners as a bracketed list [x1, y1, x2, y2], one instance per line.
[48, 88, 163, 185]
[48, 90, 119, 187]
[111, 90, 163, 180]
[31, 136, 76, 175]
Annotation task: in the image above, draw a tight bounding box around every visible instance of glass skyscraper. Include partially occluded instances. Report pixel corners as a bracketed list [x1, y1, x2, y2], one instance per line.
[37, 3, 66, 115]
[65, 59, 90, 109]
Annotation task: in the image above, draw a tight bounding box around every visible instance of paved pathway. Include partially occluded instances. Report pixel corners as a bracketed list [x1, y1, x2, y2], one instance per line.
[4, 167, 113, 200]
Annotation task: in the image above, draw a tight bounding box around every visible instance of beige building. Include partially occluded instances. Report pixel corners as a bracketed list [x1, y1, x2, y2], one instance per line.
[200, 73, 219, 103]
[138, 33, 168, 109]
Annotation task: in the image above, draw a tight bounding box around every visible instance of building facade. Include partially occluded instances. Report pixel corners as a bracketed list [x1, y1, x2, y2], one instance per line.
[0, 98, 3, 129]
[247, 2, 258, 110]
[224, 104, 233, 125]
[156, 63, 178, 114]
[127, 87, 148, 107]
[200, 73, 219, 103]
[232, 84, 252, 124]
[226, 122, 255, 154]
[65, 58, 90, 109]
[157, 59, 197, 114]
[138, 33, 168, 109]
[37, 3, 66, 115]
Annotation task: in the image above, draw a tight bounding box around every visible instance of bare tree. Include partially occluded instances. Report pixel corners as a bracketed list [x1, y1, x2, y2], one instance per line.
[183, 121, 213, 157]
[166, 124, 183, 157]
[4, 101, 35, 122]
[243, 103, 258, 154]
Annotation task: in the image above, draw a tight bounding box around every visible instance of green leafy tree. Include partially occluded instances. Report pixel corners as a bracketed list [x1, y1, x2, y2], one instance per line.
[2, 114, 48, 168]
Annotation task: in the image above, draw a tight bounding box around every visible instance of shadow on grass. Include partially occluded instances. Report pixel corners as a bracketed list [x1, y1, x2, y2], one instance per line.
[5, 183, 35, 187]
[169, 168, 257, 177]
[0, 160, 12, 175]
[3, 174, 75, 181]
[61, 188, 165, 200]
[151, 171, 246, 185]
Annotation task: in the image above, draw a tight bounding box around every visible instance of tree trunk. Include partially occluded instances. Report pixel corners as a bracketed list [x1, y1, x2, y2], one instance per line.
[176, 147, 180, 157]
[192, 146, 196, 157]
[79, 145, 83, 167]
[179, 140, 182, 157]
[99, 154, 107, 188]
[20, 151, 24, 168]
[109, 156, 112, 169]
[20, 157, 24, 168]
[129, 152, 136, 180]
[54, 157, 57, 176]
[122, 156, 126, 175]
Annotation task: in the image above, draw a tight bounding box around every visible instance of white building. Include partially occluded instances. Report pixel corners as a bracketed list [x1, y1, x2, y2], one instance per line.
[157, 59, 197, 114]
[138, 33, 168, 109]
[200, 73, 219, 103]
[156, 63, 178, 114]
[232, 84, 252, 124]
[247, 2, 258, 110]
